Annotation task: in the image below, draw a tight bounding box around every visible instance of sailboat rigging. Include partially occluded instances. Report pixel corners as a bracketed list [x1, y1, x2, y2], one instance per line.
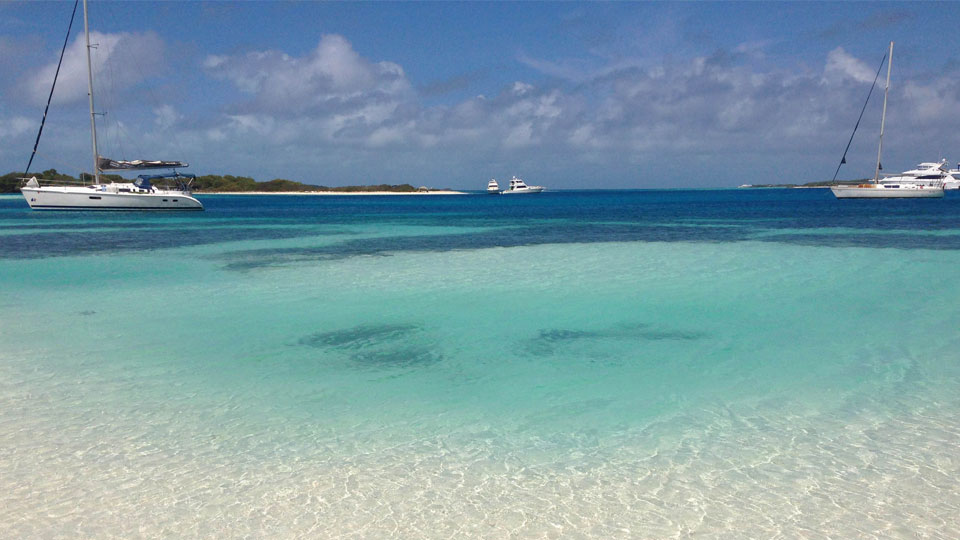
[831, 52, 886, 183]
[830, 42, 945, 199]
[24, 0, 80, 179]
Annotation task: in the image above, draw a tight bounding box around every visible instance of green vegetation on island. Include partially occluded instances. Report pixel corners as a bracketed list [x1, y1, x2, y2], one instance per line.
[190, 174, 420, 192]
[742, 179, 869, 188]
[1, 170, 421, 194]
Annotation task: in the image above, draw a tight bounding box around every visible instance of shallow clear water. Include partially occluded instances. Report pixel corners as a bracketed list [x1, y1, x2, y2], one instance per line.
[2, 190, 959, 537]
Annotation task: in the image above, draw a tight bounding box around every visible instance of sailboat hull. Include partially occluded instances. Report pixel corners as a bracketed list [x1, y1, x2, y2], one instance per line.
[830, 185, 944, 199]
[21, 186, 203, 210]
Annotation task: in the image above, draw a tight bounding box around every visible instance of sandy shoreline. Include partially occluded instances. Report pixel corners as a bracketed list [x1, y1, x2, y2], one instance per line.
[197, 190, 468, 196]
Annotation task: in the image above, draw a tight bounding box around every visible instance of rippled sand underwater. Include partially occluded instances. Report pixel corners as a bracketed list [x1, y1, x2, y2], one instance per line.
[1, 191, 959, 537]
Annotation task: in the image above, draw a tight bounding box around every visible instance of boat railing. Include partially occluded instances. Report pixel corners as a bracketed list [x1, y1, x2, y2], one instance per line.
[19, 174, 195, 192]
[19, 176, 91, 188]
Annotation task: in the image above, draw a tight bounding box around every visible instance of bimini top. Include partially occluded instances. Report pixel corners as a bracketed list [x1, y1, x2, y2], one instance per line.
[133, 172, 196, 191]
[98, 156, 188, 171]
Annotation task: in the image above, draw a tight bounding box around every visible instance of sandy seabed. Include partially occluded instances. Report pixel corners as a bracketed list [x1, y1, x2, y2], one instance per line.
[2, 395, 958, 539]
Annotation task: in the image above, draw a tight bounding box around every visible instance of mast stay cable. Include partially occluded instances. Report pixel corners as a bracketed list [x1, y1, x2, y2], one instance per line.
[24, 0, 81, 178]
[831, 52, 887, 183]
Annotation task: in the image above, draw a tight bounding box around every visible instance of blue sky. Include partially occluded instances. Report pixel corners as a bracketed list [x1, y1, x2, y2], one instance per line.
[2, 1, 959, 188]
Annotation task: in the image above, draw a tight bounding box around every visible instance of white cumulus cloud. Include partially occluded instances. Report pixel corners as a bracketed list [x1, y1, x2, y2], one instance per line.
[118, 34, 960, 187]
[824, 47, 877, 84]
[153, 105, 181, 129]
[204, 34, 413, 116]
[21, 31, 164, 106]
[0, 115, 34, 140]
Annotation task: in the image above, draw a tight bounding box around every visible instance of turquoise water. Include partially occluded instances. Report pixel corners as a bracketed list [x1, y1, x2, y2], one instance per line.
[2, 191, 959, 537]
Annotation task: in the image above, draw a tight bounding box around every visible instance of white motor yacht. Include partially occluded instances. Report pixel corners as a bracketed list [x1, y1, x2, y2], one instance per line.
[501, 176, 544, 194]
[881, 160, 952, 187]
[19, 0, 203, 211]
[487, 178, 500, 194]
[945, 165, 960, 189]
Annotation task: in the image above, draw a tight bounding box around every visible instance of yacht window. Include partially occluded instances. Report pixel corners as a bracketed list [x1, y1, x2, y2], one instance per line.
[89, 196, 101, 199]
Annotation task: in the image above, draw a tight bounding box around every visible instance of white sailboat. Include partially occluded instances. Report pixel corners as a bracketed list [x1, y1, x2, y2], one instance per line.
[20, 0, 202, 210]
[831, 42, 943, 199]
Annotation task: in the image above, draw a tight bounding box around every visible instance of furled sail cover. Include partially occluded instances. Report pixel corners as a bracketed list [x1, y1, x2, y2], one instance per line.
[98, 157, 188, 171]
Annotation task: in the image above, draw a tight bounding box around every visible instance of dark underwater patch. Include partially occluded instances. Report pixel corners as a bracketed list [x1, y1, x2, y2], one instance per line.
[0, 227, 315, 259]
[1, 222, 158, 231]
[758, 233, 960, 251]
[297, 323, 442, 370]
[217, 223, 750, 270]
[538, 329, 599, 342]
[526, 322, 707, 356]
[298, 324, 421, 349]
[351, 346, 444, 368]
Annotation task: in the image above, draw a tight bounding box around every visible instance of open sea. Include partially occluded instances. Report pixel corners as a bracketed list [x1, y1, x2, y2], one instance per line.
[1, 189, 959, 538]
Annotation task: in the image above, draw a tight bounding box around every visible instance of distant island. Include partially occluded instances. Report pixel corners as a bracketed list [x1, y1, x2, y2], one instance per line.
[0, 170, 876, 192]
[0, 169, 442, 194]
[738, 179, 869, 189]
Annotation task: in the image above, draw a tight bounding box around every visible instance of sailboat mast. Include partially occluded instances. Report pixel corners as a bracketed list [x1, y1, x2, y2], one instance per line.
[874, 41, 893, 183]
[82, 0, 100, 184]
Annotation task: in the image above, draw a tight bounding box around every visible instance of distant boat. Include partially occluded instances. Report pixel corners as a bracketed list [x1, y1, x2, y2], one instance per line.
[487, 178, 500, 194]
[832, 179, 945, 199]
[501, 176, 544, 194]
[834, 160, 951, 198]
[20, 0, 202, 210]
[881, 160, 953, 187]
[946, 164, 960, 189]
[830, 42, 943, 199]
